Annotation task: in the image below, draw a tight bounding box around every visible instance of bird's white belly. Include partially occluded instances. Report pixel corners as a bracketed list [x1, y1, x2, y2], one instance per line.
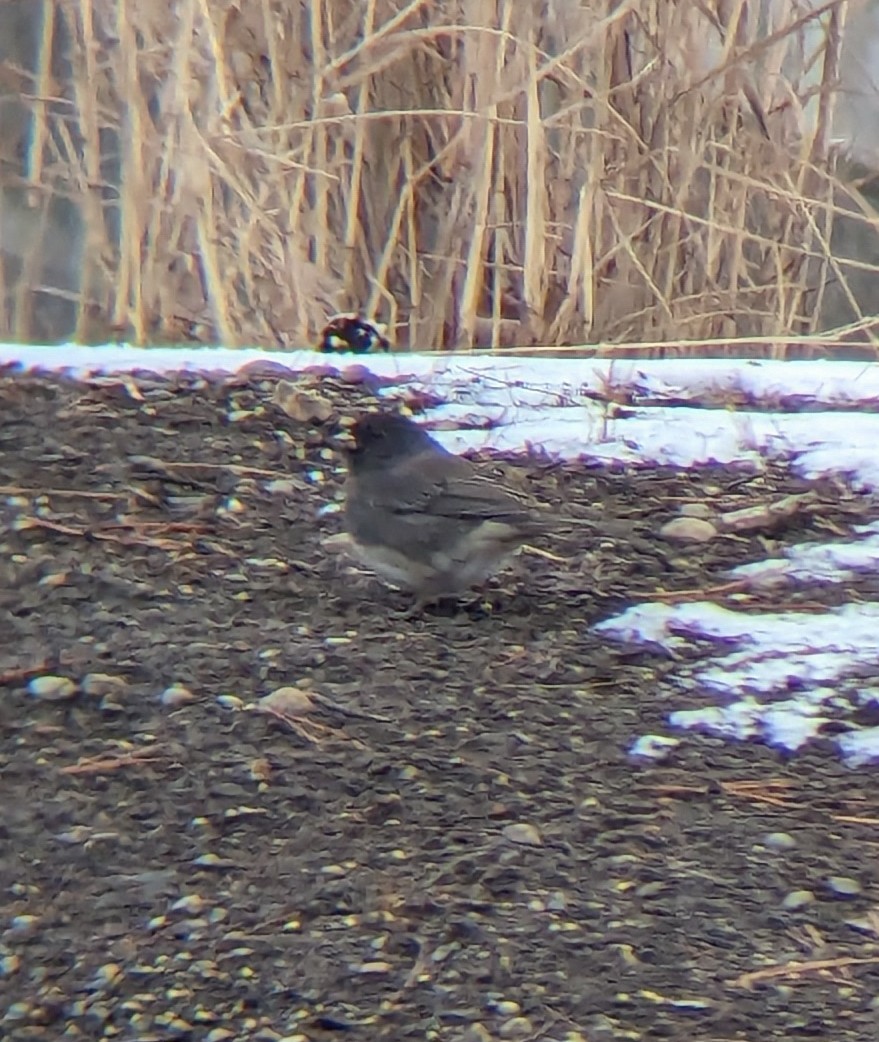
[335, 520, 524, 597]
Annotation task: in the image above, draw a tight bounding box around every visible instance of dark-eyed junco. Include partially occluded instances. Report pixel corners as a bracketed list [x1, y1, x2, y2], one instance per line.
[336, 412, 547, 605]
[319, 316, 390, 354]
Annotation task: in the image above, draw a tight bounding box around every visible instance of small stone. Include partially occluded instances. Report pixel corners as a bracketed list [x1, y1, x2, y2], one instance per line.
[158, 1013, 192, 1032]
[352, 961, 392, 974]
[171, 895, 208, 914]
[4, 1002, 31, 1022]
[258, 687, 315, 716]
[265, 478, 301, 496]
[782, 889, 815, 910]
[763, 832, 796, 851]
[502, 823, 542, 846]
[678, 503, 713, 519]
[499, 1016, 534, 1038]
[92, 963, 123, 987]
[431, 943, 459, 962]
[161, 683, 197, 707]
[659, 517, 718, 543]
[827, 876, 862, 898]
[493, 1000, 521, 1015]
[192, 854, 235, 869]
[27, 675, 77, 701]
[249, 758, 272, 783]
[84, 1001, 112, 1023]
[206, 1030, 237, 1042]
[54, 825, 94, 841]
[216, 694, 245, 710]
[6, 914, 39, 938]
[635, 881, 667, 898]
[630, 734, 680, 760]
[272, 382, 334, 423]
[217, 497, 246, 516]
[81, 673, 128, 698]
[462, 1026, 492, 1042]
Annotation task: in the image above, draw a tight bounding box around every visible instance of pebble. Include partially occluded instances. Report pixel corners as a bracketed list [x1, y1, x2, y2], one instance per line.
[272, 382, 335, 423]
[678, 503, 713, 519]
[27, 675, 76, 701]
[161, 683, 197, 708]
[763, 832, 797, 851]
[352, 961, 392, 974]
[206, 1030, 237, 1042]
[92, 962, 123, 987]
[500, 1016, 534, 1038]
[827, 876, 862, 897]
[492, 1000, 521, 1015]
[630, 734, 680, 760]
[265, 478, 300, 496]
[81, 673, 128, 698]
[259, 687, 315, 715]
[782, 889, 815, 910]
[6, 914, 39, 939]
[658, 517, 718, 543]
[502, 822, 542, 846]
[3, 1001, 30, 1021]
[192, 854, 235, 869]
[217, 497, 246, 516]
[216, 694, 245, 710]
[171, 895, 207, 914]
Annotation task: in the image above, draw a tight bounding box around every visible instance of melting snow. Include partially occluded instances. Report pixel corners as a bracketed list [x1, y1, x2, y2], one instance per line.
[4, 340, 879, 766]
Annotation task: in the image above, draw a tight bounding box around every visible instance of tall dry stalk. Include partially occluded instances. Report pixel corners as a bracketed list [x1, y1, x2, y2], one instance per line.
[1, 0, 878, 354]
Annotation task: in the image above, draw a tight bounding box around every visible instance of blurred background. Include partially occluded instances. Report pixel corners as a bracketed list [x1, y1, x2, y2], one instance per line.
[1, 0, 879, 354]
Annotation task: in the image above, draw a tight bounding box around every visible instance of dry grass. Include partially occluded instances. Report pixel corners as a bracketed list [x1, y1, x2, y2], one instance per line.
[2, 0, 879, 355]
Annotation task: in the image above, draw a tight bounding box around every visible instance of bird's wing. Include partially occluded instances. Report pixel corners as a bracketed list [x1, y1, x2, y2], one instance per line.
[374, 458, 540, 525]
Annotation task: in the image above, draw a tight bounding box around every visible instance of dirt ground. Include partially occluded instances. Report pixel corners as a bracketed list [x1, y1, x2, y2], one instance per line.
[2, 366, 879, 1042]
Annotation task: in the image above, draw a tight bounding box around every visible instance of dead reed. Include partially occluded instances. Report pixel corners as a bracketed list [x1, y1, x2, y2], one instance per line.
[1, 0, 877, 355]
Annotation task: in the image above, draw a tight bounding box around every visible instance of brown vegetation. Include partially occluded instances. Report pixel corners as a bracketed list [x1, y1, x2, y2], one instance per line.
[1, 0, 878, 354]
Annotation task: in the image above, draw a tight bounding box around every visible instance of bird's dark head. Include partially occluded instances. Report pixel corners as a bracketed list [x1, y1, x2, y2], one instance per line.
[319, 316, 390, 354]
[347, 413, 446, 471]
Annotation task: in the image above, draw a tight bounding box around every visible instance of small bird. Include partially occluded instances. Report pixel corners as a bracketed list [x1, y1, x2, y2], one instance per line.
[319, 315, 390, 354]
[338, 412, 547, 606]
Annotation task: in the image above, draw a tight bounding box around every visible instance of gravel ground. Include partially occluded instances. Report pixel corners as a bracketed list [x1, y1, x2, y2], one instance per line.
[1, 367, 878, 1042]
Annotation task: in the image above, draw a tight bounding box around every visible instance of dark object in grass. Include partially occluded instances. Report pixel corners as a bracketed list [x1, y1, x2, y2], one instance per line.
[319, 315, 390, 354]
